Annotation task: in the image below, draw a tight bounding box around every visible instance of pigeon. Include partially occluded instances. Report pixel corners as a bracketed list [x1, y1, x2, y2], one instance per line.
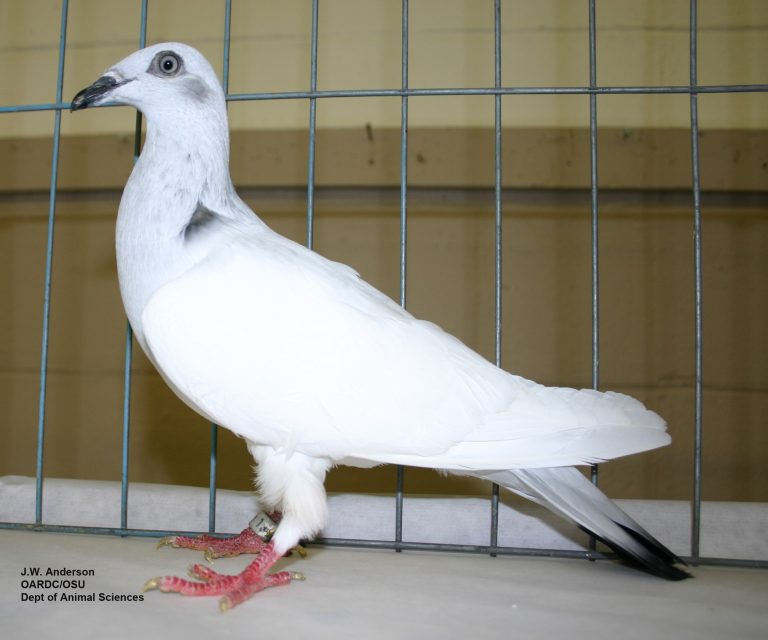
[71, 43, 689, 610]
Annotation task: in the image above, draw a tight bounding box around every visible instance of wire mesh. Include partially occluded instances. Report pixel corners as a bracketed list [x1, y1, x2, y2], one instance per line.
[1, 0, 767, 571]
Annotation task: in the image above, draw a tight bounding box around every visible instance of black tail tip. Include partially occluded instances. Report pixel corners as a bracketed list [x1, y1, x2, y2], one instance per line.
[615, 522, 692, 581]
[647, 562, 692, 581]
[580, 523, 693, 581]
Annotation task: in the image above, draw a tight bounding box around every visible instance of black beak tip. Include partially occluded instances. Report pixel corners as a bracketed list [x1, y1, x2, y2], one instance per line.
[70, 75, 123, 113]
[70, 91, 89, 112]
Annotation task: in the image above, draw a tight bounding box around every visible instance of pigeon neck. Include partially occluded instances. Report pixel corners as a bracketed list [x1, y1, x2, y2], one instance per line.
[117, 114, 239, 347]
[142, 116, 232, 199]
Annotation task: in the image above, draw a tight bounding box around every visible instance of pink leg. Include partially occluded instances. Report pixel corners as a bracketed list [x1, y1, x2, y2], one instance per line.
[157, 512, 305, 561]
[158, 527, 269, 561]
[144, 541, 304, 612]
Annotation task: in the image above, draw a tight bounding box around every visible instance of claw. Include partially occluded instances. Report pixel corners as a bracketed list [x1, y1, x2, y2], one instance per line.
[290, 572, 306, 581]
[219, 597, 232, 613]
[293, 545, 308, 558]
[156, 536, 177, 550]
[142, 577, 161, 592]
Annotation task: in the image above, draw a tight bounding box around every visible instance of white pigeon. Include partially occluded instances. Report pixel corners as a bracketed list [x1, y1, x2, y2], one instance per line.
[72, 42, 688, 610]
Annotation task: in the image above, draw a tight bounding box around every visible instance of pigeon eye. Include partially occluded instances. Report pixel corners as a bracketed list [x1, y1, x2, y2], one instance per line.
[156, 52, 181, 76]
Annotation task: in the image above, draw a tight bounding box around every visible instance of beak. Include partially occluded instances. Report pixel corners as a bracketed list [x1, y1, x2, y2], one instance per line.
[71, 75, 128, 111]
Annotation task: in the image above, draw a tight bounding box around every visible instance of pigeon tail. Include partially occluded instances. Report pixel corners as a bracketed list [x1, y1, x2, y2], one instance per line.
[480, 466, 691, 581]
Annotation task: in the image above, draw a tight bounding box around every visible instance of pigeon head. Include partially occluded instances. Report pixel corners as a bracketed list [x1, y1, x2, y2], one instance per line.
[71, 42, 225, 119]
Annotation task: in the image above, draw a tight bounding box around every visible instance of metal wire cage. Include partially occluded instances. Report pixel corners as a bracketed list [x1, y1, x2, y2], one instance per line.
[1, 0, 766, 571]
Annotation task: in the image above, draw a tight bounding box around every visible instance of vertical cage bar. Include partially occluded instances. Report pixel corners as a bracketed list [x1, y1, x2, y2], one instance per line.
[689, 0, 703, 563]
[306, 0, 319, 250]
[588, 0, 600, 481]
[120, 324, 133, 530]
[394, 0, 410, 548]
[587, 0, 600, 553]
[207, 424, 218, 532]
[35, 0, 70, 525]
[489, 0, 502, 552]
[222, 0, 233, 97]
[588, 0, 599, 396]
[399, 0, 409, 311]
[120, 0, 149, 531]
[206, 0, 233, 534]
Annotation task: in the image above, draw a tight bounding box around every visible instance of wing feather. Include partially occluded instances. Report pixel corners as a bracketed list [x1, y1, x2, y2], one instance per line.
[142, 230, 669, 468]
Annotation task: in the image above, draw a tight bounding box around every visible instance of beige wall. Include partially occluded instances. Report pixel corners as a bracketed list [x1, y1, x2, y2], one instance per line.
[1, 0, 767, 136]
[1, 186, 766, 501]
[0, 1, 766, 502]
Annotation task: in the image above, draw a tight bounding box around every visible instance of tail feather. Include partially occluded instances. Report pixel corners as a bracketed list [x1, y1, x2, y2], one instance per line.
[480, 466, 690, 581]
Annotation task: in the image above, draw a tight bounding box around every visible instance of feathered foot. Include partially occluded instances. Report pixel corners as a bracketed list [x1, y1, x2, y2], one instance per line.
[144, 542, 304, 612]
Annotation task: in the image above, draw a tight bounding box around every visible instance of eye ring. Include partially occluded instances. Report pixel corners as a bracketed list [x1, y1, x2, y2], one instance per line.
[155, 52, 181, 76]
[159, 54, 179, 74]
